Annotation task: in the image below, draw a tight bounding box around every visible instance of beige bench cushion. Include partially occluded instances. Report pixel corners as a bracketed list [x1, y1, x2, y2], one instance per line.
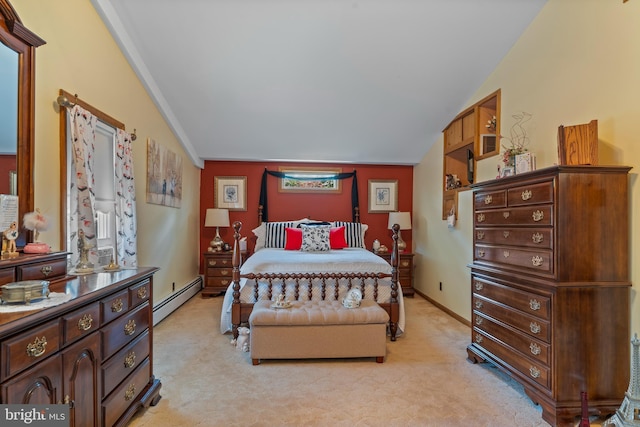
[250, 299, 389, 327]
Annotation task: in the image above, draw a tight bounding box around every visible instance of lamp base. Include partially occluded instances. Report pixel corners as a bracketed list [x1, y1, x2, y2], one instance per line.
[397, 230, 407, 253]
[209, 227, 225, 252]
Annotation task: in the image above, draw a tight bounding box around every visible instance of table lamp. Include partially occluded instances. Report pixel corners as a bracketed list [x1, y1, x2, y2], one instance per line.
[388, 211, 412, 252]
[205, 208, 230, 251]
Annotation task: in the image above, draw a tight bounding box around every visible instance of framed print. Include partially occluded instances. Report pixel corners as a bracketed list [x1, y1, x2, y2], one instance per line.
[278, 167, 342, 193]
[214, 176, 247, 211]
[146, 138, 183, 208]
[501, 166, 515, 178]
[368, 179, 398, 213]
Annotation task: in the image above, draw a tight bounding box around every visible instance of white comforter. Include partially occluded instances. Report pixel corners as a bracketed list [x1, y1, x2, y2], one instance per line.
[220, 248, 405, 335]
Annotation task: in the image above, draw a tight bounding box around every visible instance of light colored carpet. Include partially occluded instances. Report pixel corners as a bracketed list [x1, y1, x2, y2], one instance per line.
[127, 293, 610, 427]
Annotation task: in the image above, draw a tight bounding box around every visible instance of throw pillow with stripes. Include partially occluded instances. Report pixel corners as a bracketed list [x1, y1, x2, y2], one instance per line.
[264, 222, 295, 248]
[332, 221, 368, 248]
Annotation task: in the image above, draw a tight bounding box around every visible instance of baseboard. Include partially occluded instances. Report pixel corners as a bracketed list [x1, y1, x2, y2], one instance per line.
[413, 288, 471, 327]
[152, 277, 202, 326]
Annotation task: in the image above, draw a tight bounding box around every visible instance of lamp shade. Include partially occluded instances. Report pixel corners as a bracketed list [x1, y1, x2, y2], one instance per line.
[205, 208, 230, 227]
[388, 212, 411, 230]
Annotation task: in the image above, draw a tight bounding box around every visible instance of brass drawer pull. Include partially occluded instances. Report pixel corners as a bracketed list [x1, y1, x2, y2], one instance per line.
[77, 314, 93, 331]
[477, 213, 485, 223]
[221, 280, 229, 286]
[503, 212, 510, 219]
[530, 322, 541, 334]
[474, 301, 483, 310]
[124, 383, 136, 401]
[475, 317, 483, 326]
[532, 232, 544, 244]
[209, 260, 217, 266]
[529, 299, 541, 311]
[530, 342, 541, 356]
[220, 269, 230, 276]
[124, 319, 136, 336]
[484, 195, 493, 204]
[474, 281, 483, 291]
[111, 298, 124, 313]
[475, 334, 483, 344]
[401, 261, 409, 267]
[40, 265, 53, 277]
[137, 287, 147, 300]
[477, 250, 485, 258]
[503, 231, 510, 239]
[532, 255, 543, 267]
[476, 231, 485, 240]
[532, 210, 544, 222]
[503, 250, 510, 258]
[529, 366, 541, 378]
[26, 336, 47, 358]
[521, 190, 532, 201]
[124, 351, 136, 368]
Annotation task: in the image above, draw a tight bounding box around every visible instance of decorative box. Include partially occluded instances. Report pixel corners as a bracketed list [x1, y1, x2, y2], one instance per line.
[515, 152, 536, 174]
[0, 280, 50, 304]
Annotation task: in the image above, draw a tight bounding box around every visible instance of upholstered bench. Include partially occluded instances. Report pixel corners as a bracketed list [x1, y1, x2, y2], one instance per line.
[248, 299, 389, 365]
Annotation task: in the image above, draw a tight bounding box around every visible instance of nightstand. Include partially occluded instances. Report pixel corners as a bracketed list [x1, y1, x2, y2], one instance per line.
[202, 251, 244, 297]
[376, 252, 415, 297]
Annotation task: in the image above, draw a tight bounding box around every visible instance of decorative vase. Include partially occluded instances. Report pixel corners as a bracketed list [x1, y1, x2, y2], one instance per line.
[372, 239, 381, 253]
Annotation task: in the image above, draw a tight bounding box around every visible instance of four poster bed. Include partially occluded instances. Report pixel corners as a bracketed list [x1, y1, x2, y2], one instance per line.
[219, 169, 404, 343]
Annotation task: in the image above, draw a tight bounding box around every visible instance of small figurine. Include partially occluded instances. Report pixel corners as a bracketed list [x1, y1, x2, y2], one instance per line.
[3, 221, 19, 256]
[76, 229, 95, 271]
[23, 209, 51, 254]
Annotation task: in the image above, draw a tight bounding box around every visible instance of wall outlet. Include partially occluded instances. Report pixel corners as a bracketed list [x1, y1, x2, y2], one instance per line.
[439, 282, 442, 291]
[172, 282, 175, 292]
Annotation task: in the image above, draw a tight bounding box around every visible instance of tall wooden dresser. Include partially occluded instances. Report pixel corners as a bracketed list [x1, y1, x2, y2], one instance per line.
[467, 165, 631, 427]
[0, 253, 161, 427]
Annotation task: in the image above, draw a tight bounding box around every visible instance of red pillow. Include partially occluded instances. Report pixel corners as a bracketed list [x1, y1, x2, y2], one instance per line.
[329, 226, 348, 249]
[284, 227, 303, 250]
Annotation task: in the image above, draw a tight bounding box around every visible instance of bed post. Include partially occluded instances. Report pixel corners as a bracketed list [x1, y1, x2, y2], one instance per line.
[258, 205, 263, 224]
[389, 223, 400, 341]
[354, 206, 360, 223]
[231, 221, 243, 340]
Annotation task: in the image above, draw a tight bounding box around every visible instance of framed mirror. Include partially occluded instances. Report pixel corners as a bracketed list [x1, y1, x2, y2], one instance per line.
[0, 0, 45, 248]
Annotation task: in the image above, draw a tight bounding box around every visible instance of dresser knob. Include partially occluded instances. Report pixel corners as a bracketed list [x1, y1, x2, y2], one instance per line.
[475, 334, 483, 344]
[124, 351, 136, 368]
[477, 250, 485, 258]
[474, 301, 483, 310]
[484, 195, 493, 205]
[40, 265, 53, 277]
[477, 213, 485, 223]
[137, 287, 147, 299]
[532, 232, 544, 244]
[124, 319, 136, 336]
[111, 298, 124, 313]
[474, 281, 483, 291]
[26, 336, 47, 358]
[503, 212, 510, 219]
[124, 383, 136, 401]
[476, 231, 485, 240]
[503, 250, 510, 258]
[530, 342, 541, 356]
[532, 210, 544, 222]
[475, 317, 483, 326]
[530, 322, 541, 334]
[529, 366, 541, 378]
[503, 231, 510, 239]
[521, 190, 532, 200]
[77, 314, 93, 331]
[532, 256, 543, 267]
[529, 299, 541, 311]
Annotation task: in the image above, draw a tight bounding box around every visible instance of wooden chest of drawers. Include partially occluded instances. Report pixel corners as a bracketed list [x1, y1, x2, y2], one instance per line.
[376, 252, 415, 297]
[467, 165, 631, 427]
[0, 263, 160, 427]
[202, 251, 246, 297]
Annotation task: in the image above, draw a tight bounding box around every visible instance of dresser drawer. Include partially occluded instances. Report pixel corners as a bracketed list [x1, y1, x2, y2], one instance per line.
[475, 205, 553, 227]
[1, 319, 61, 380]
[472, 331, 550, 389]
[507, 180, 554, 207]
[206, 276, 232, 289]
[475, 228, 553, 250]
[205, 257, 232, 268]
[101, 289, 130, 325]
[63, 302, 101, 345]
[0, 267, 16, 286]
[474, 245, 553, 274]
[102, 358, 151, 427]
[207, 266, 232, 278]
[474, 189, 507, 210]
[129, 279, 150, 309]
[473, 277, 550, 320]
[17, 258, 67, 282]
[473, 314, 550, 365]
[473, 296, 550, 342]
[101, 330, 150, 397]
[101, 302, 150, 360]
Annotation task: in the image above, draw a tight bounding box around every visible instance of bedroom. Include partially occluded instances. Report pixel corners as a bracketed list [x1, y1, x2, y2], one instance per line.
[1, 0, 639, 426]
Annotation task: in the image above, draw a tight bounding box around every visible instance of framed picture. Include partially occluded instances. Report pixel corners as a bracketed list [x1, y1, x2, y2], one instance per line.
[479, 134, 497, 156]
[214, 176, 247, 211]
[146, 138, 183, 208]
[278, 167, 342, 193]
[368, 179, 398, 213]
[501, 166, 515, 178]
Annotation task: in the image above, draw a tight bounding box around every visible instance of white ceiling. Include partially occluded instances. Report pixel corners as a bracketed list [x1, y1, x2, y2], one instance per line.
[92, 0, 546, 167]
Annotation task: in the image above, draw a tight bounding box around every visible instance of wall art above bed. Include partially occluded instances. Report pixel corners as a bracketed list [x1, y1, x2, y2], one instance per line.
[278, 167, 342, 193]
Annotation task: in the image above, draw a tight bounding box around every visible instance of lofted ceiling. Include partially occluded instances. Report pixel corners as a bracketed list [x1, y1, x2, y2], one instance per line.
[92, 0, 546, 168]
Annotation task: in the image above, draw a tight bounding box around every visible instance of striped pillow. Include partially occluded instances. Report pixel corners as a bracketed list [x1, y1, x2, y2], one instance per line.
[264, 222, 295, 248]
[332, 221, 368, 248]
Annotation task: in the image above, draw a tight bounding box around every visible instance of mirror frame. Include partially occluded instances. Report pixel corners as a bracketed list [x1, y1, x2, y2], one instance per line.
[0, 0, 45, 247]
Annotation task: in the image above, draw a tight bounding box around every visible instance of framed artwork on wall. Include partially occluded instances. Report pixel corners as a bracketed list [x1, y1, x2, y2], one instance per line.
[278, 167, 342, 193]
[368, 179, 398, 213]
[214, 176, 247, 211]
[146, 138, 183, 208]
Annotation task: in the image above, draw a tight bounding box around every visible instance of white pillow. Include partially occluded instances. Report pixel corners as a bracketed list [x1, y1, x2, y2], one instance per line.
[253, 218, 309, 251]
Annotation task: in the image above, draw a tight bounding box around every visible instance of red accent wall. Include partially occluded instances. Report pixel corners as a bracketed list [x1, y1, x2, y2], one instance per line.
[200, 161, 413, 271]
[0, 155, 16, 195]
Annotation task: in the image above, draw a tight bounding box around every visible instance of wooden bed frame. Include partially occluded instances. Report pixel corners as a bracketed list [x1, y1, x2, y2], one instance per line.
[230, 219, 401, 342]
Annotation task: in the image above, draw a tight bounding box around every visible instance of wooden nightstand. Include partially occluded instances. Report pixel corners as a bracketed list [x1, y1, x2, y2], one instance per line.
[202, 251, 238, 297]
[376, 252, 415, 297]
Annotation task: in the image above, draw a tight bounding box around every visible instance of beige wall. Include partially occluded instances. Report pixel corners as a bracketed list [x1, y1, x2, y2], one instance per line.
[14, 0, 201, 304]
[415, 0, 640, 333]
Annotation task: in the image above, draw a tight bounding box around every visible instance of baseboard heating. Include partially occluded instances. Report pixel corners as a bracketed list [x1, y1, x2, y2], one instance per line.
[153, 277, 202, 326]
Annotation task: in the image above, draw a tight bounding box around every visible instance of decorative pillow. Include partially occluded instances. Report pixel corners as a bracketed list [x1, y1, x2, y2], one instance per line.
[329, 226, 348, 249]
[264, 221, 295, 248]
[332, 221, 368, 248]
[284, 227, 303, 250]
[253, 218, 309, 250]
[300, 225, 331, 252]
[297, 221, 331, 227]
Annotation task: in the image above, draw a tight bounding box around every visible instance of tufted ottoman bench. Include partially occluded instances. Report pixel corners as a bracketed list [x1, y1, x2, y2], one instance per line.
[248, 299, 389, 365]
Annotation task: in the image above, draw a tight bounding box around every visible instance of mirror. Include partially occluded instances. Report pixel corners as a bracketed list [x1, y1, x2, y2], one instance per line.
[0, 0, 45, 248]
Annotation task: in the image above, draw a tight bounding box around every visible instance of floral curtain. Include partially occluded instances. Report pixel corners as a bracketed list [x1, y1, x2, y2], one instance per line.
[68, 105, 98, 268]
[115, 129, 138, 267]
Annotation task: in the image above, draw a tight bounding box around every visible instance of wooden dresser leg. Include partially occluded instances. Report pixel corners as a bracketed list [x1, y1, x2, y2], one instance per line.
[252, 359, 260, 365]
[376, 356, 384, 363]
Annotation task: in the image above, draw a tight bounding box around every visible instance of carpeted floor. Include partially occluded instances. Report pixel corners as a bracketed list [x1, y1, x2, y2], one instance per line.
[127, 293, 610, 427]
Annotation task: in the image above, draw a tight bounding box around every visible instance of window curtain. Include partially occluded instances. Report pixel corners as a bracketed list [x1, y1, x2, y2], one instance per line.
[259, 169, 359, 222]
[68, 105, 98, 268]
[115, 129, 138, 267]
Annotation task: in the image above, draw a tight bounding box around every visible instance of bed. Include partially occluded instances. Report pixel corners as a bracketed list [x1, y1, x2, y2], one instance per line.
[220, 219, 404, 342]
